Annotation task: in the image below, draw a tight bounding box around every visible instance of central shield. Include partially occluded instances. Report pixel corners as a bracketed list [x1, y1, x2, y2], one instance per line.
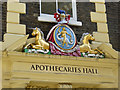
[54, 24, 76, 50]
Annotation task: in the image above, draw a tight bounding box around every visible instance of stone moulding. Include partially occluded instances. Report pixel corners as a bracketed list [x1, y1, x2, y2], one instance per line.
[2, 51, 118, 88]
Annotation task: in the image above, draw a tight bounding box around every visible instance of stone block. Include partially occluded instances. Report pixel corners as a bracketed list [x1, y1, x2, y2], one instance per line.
[90, 41, 112, 49]
[1, 42, 5, 51]
[90, 12, 107, 23]
[90, 0, 105, 4]
[93, 32, 109, 43]
[7, 12, 19, 24]
[90, 41, 102, 49]
[97, 23, 108, 33]
[7, 23, 26, 34]
[3, 33, 26, 50]
[98, 43, 118, 59]
[0, 42, 2, 51]
[26, 38, 35, 44]
[7, 35, 29, 51]
[95, 3, 106, 13]
[7, 2, 26, 14]
[7, 0, 19, 2]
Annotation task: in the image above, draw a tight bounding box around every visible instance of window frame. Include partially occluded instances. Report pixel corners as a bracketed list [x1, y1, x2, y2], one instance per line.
[38, 0, 82, 26]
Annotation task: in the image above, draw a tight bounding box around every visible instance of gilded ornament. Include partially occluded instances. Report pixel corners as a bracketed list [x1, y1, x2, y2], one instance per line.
[24, 27, 49, 51]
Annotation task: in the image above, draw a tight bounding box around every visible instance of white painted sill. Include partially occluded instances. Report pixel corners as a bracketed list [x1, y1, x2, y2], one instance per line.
[38, 14, 82, 26]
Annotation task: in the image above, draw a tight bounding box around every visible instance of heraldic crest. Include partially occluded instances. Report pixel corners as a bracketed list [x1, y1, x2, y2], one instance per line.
[24, 9, 104, 58]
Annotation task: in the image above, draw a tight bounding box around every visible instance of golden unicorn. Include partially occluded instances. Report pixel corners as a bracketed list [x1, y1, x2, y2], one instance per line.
[24, 27, 49, 50]
[79, 33, 103, 54]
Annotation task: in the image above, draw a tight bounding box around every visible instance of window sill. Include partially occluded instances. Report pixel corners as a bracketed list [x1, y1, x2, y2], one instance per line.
[38, 14, 82, 26]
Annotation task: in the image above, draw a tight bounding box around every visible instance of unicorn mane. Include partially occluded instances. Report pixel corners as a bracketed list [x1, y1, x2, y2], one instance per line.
[79, 33, 89, 45]
[36, 28, 45, 40]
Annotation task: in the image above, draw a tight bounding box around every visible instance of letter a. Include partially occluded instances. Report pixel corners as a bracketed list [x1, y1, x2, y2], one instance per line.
[31, 65, 36, 70]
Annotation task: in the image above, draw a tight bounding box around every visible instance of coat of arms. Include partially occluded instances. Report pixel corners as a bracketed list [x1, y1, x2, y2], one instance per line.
[54, 24, 76, 50]
[24, 9, 104, 58]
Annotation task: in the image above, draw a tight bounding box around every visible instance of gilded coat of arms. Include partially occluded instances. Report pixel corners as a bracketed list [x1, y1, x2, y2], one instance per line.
[24, 9, 104, 58]
[54, 24, 76, 50]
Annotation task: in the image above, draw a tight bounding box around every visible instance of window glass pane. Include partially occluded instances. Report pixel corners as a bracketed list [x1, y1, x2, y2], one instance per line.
[58, 0, 72, 17]
[41, 0, 56, 15]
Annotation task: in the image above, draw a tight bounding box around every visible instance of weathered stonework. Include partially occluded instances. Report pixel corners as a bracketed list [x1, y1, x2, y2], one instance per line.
[95, 3, 106, 13]
[3, 33, 26, 50]
[90, 12, 107, 23]
[7, 0, 19, 2]
[90, 0, 112, 51]
[2, 0, 27, 51]
[90, 0, 105, 4]
[106, 2, 119, 51]
[1, 2, 119, 52]
[7, 12, 19, 24]
[7, 3, 26, 14]
[0, 1, 119, 89]
[93, 32, 109, 43]
[7, 23, 26, 34]
[20, 2, 97, 41]
[2, 2, 7, 41]
[97, 23, 108, 33]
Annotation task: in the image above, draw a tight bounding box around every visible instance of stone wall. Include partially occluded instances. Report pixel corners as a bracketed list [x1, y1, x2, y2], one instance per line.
[20, 2, 96, 41]
[106, 2, 119, 51]
[1, 2, 7, 41]
[1, 2, 119, 51]
[0, 1, 2, 41]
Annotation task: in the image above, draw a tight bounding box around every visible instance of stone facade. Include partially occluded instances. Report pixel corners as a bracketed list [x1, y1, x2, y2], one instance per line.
[1, 2, 7, 41]
[19, 2, 97, 40]
[0, 1, 2, 41]
[106, 2, 119, 51]
[1, 1, 119, 89]
[1, 2, 119, 51]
